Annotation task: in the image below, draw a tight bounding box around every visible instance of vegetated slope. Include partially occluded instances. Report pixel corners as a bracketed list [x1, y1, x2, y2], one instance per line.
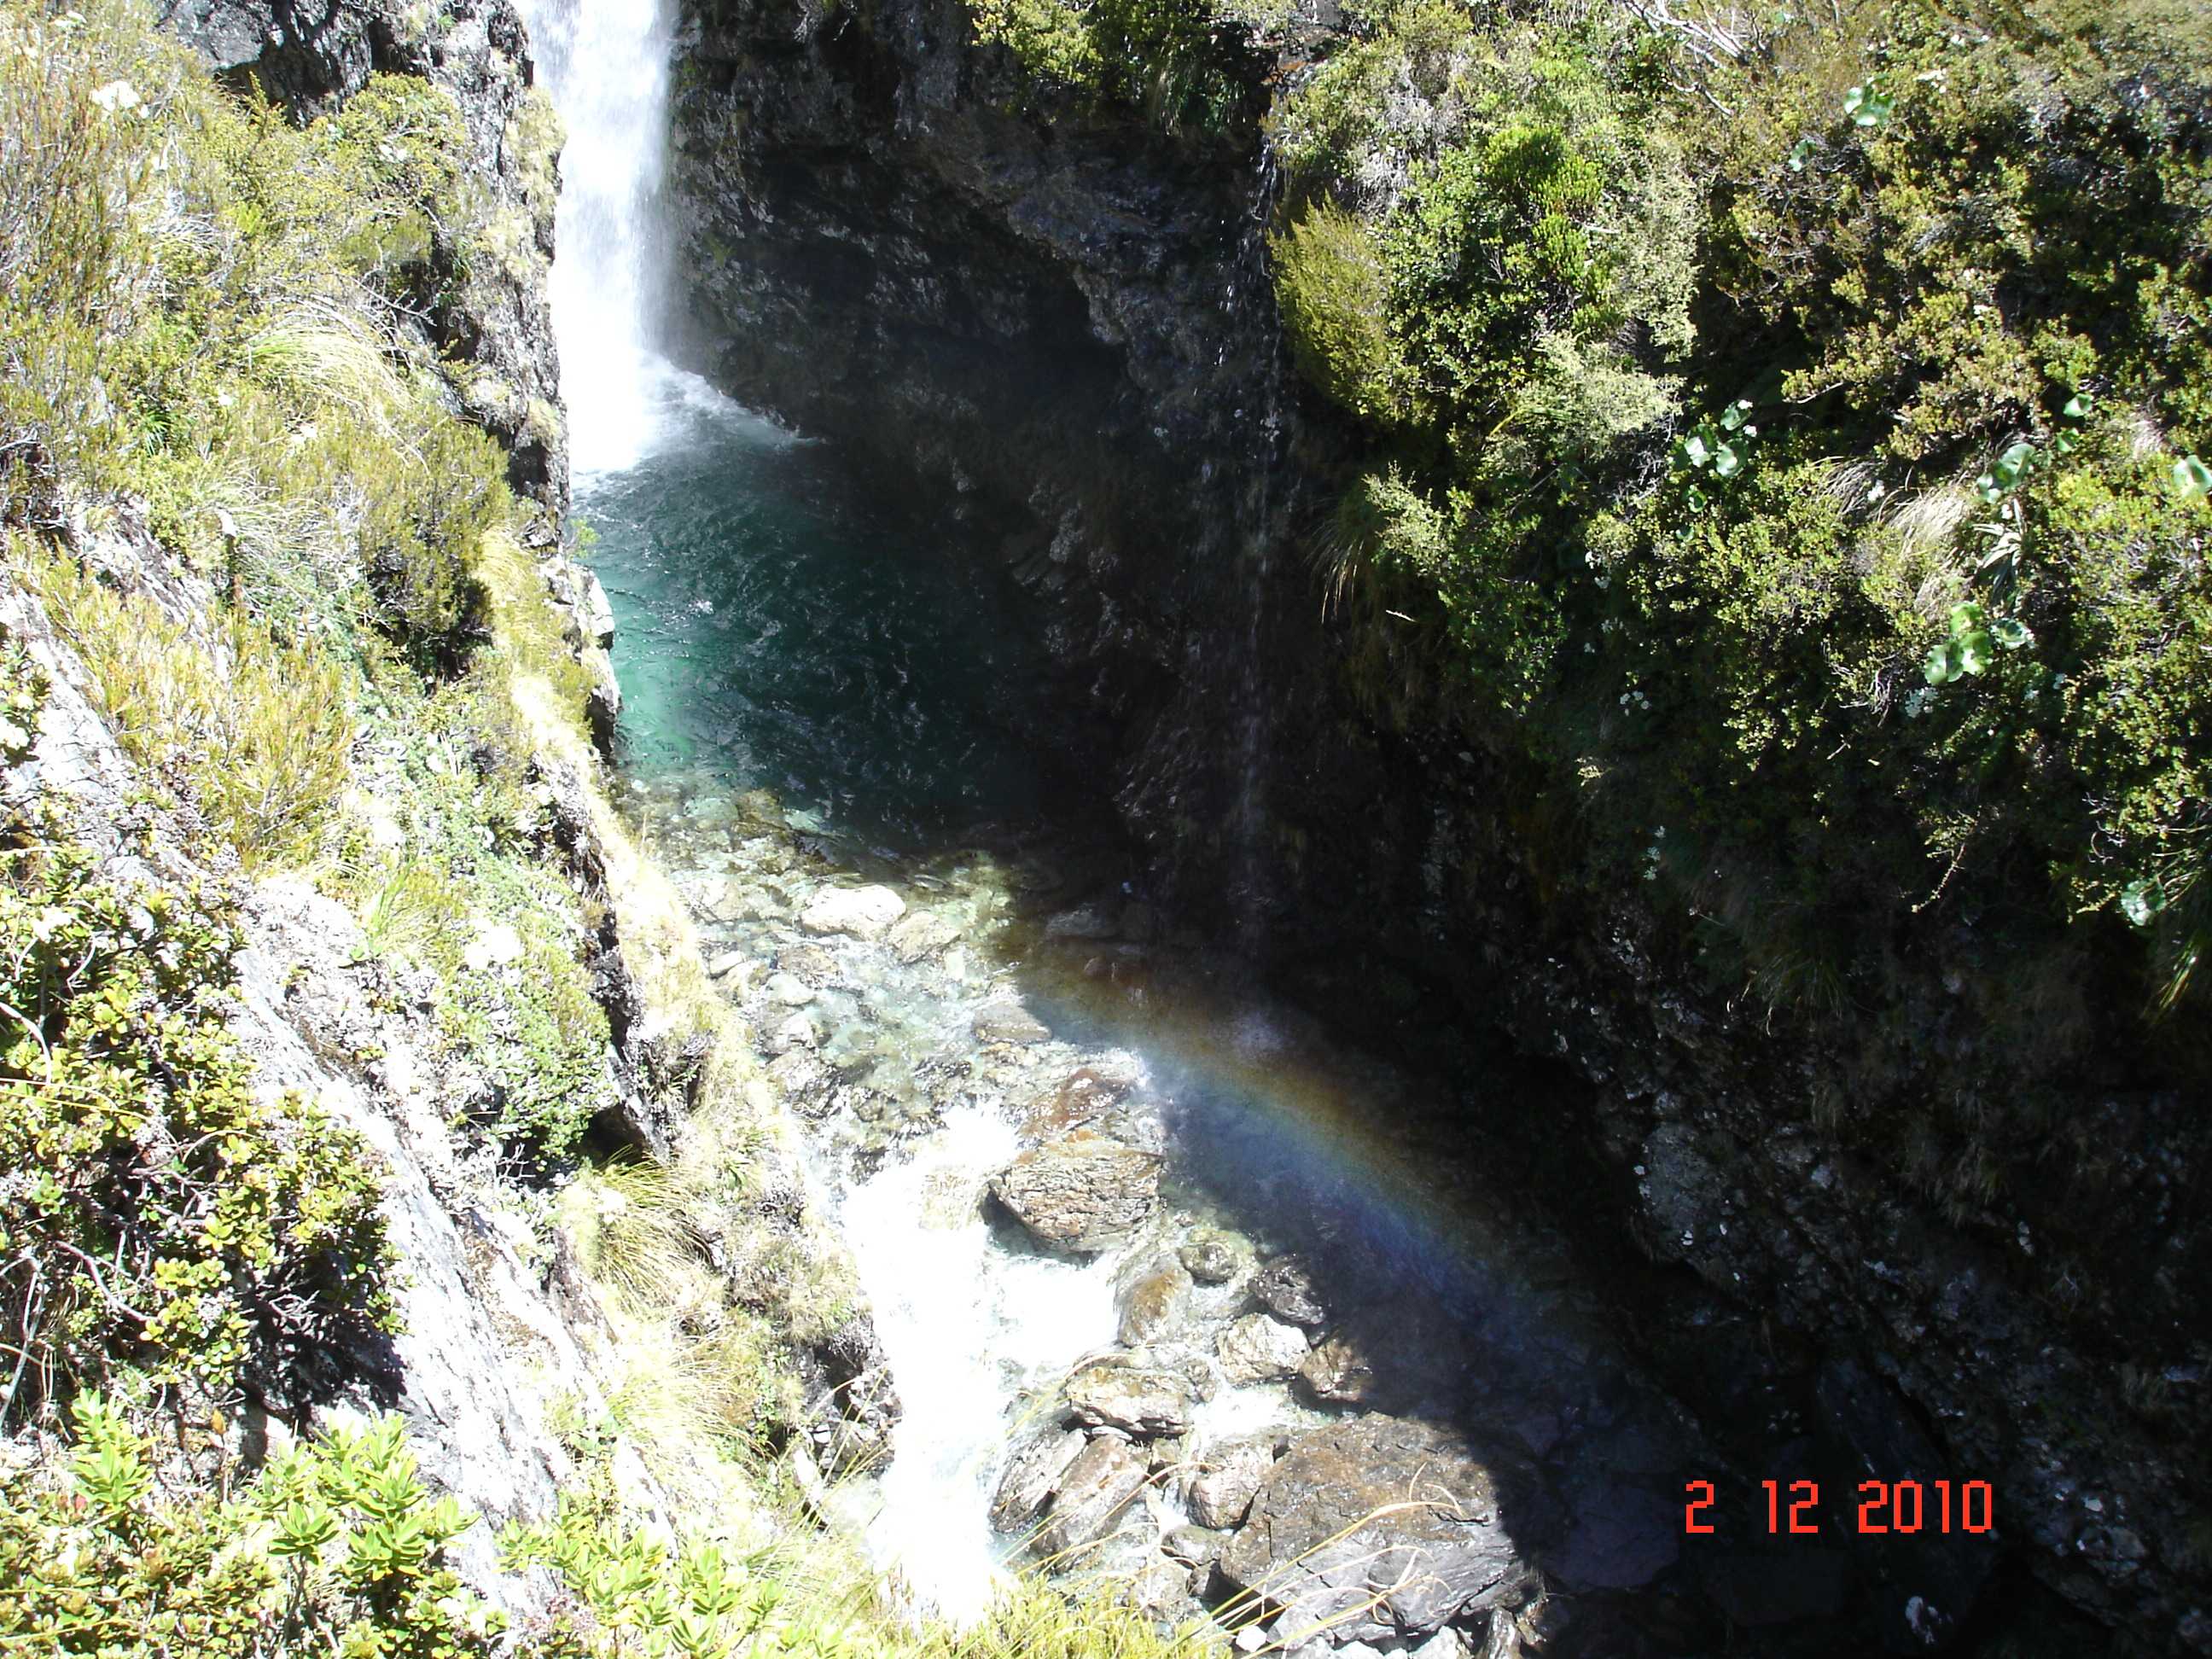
[1251, 0, 2212, 1642]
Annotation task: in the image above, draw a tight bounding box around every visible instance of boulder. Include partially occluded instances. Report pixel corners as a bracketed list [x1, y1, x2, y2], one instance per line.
[1251, 1256, 1328, 1326]
[1034, 1435, 1149, 1557]
[776, 942, 841, 986]
[1164, 1524, 1229, 1567]
[974, 1000, 1051, 1045]
[990, 1425, 1089, 1533]
[765, 1011, 819, 1056]
[1217, 1418, 1529, 1644]
[988, 1132, 1161, 1254]
[1179, 1225, 1253, 1285]
[1296, 1334, 1379, 1406]
[764, 971, 817, 1006]
[798, 883, 905, 941]
[1217, 1313, 1310, 1384]
[1063, 1362, 1192, 1438]
[1189, 1434, 1278, 1528]
[887, 911, 958, 963]
[1026, 1067, 1131, 1139]
[1117, 1260, 1194, 1347]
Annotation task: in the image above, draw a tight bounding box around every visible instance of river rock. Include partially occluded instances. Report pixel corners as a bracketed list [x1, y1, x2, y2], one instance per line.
[1027, 1067, 1132, 1139]
[988, 1132, 1161, 1254]
[1295, 1334, 1379, 1406]
[798, 883, 905, 940]
[1189, 1434, 1278, 1528]
[990, 1425, 1089, 1533]
[1034, 1435, 1149, 1558]
[764, 971, 817, 1007]
[973, 999, 1051, 1045]
[1251, 1255, 1328, 1327]
[1045, 901, 1120, 940]
[1217, 1418, 1529, 1644]
[1179, 1225, 1252, 1284]
[1062, 1361, 1193, 1438]
[766, 1012, 819, 1056]
[1117, 1260, 1193, 1347]
[776, 942, 841, 986]
[1217, 1313, 1310, 1384]
[765, 1047, 829, 1109]
[887, 910, 958, 963]
[1164, 1524, 1228, 1567]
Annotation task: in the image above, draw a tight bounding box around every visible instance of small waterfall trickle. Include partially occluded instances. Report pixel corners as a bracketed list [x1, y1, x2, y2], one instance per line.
[1225, 143, 1292, 954]
[516, 0, 675, 475]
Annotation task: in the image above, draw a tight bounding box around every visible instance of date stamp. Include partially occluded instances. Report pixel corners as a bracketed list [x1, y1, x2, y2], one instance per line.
[1684, 1479, 1995, 1536]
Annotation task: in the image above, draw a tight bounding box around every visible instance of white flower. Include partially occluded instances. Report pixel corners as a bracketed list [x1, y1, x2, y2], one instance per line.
[90, 79, 140, 114]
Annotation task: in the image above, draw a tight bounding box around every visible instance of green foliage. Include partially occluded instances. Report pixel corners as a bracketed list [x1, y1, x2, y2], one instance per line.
[1278, 0, 2212, 1036]
[0, 812, 395, 1418]
[504, 1481, 837, 1659]
[1273, 14, 1693, 719]
[0, 0, 609, 1175]
[330, 664, 615, 1173]
[1271, 205, 1398, 423]
[38, 556, 356, 869]
[0, 1400, 501, 1656]
[969, 0, 1263, 128]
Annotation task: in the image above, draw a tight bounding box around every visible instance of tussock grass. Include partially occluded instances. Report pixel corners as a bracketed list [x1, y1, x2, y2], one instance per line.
[35, 550, 355, 869]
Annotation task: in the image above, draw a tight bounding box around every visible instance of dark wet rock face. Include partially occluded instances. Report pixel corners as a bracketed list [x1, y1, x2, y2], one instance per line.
[1217, 1418, 1534, 1644]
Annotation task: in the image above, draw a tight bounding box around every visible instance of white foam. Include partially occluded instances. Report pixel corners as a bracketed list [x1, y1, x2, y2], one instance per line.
[832, 1107, 1122, 1621]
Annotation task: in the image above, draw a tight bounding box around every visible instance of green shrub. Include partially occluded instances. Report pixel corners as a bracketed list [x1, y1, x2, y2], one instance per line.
[1275, 0, 2212, 1030]
[969, 0, 1263, 128]
[0, 1397, 501, 1656]
[0, 813, 396, 1417]
[1271, 204, 1400, 424]
[358, 416, 504, 668]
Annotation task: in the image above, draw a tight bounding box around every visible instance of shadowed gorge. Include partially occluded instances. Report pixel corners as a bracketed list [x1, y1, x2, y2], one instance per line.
[0, 0, 2206, 1656]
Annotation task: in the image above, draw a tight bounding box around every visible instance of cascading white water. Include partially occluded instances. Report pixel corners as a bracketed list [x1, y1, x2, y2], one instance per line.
[828, 1107, 1123, 1621]
[515, 0, 675, 474]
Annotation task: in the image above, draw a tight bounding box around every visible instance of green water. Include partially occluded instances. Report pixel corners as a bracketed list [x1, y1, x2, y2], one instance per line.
[577, 389, 1049, 852]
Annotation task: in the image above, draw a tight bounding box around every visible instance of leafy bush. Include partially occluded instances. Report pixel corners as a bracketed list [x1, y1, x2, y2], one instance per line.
[0, 1397, 501, 1656]
[0, 809, 395, 1418]
[969, 0, 1266, 128]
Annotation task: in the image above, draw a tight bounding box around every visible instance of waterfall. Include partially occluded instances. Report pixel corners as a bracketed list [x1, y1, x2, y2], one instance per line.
[515, 0, 674, 475]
